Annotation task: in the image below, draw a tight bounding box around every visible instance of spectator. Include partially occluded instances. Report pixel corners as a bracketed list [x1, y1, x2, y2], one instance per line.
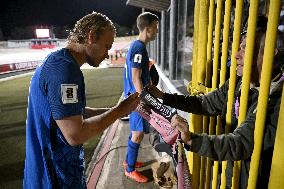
[147, 18, 284, 189]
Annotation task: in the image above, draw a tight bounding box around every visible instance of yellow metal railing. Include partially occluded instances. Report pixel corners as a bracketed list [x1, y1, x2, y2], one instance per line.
[205, 0, 214, 87]
[204, 2, 215, 188]
[219, 0, 233, 188]
[219, 0, 232, 86]
[192, 0, 200, 84]
[189, 0, 283, 188]
[268, 80, 284, 188]
[232, 1, 259, 188]
[221, 0, 244, 188]
[247, 0, 282, 188]
[197, 0, 209, 84]
[189, 1, 201, 188]
[192, 1, 209, 188]
[211, 1, 223, 188]
[211, 0, 223, 90]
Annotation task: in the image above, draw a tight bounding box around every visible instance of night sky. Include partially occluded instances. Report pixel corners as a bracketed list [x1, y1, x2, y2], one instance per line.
[0, 0, 142, 38]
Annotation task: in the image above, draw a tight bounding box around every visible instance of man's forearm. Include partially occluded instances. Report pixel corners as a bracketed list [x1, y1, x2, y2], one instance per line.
[80, 106, 122, 142]
[133, 78, 143, 93]
[56, 106, 122, 146]
[84, 107, 111, 118]
[57, 92, 139, 146]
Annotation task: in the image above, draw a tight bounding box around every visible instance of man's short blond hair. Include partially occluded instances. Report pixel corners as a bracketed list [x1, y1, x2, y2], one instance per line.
[137, 12, 159, 32]
[68, 12, 116, 44]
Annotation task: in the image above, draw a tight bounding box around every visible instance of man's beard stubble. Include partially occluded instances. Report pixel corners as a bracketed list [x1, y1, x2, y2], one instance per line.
[86, 55, 97, 67]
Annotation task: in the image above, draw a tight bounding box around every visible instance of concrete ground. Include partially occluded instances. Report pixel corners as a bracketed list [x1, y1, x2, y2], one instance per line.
[87, 119, 172, 189]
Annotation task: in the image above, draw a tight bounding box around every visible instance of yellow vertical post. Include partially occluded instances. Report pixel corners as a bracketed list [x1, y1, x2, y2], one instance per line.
[198, 2, 211, 187]
[211, 0, 222, 89]
[232, 0, 259, 188]
[190, 116, 203, 189]
[268, 84, 284, 188]
[192, 1, 209, 188]
[219, 0, 232, 188]
[205, 1, 215, 188]
[192, 0, 200, 84]
[205, 118, 215, 189]
[220, 0, 243, 188]
[247, 1, 281, 188]
[211, 0, 223, 188]
[188, 0, 200, 185]
[200, 116, 208, 189]
[197, 0, 209, 84]
[219, 0, 231, 85]
[212, 117, 221, 189]
[206, 0, 214, 61]
[205, 0, 215, 87]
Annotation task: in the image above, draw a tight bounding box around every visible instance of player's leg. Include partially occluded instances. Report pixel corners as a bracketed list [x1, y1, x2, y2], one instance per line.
[126, 131, 144, 172]
[124, 132, 145, 168]
[124, 112, 148, 182]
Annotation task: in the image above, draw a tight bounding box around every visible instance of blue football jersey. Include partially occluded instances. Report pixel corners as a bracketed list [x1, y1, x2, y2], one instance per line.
[24, 48, 86, 189]
[123, 40, 150, 97]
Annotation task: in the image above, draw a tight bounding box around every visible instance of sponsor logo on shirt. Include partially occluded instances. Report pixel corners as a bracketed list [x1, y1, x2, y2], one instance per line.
[134, 54, 142, 63]
[61, 84, 78, 104]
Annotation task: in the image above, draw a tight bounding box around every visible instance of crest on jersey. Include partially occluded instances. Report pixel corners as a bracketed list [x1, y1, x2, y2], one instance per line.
[134, 54, 142, 63]
[61, 84, 78, 104]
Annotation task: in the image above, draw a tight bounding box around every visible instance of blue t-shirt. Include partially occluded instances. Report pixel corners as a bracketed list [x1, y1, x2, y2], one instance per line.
[24, 48, 86, 189]
[123, 40, 150, 96]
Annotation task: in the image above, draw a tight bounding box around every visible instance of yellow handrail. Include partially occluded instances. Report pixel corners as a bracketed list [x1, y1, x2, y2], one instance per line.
[211, 0, 223, 188]
[192, 1, 209, 188]
[200, 116, 208, 189]
[247, 0, 281, 188]
[189, 1, 283, 189]
[219, 0, 232, 86]
[220, 0, 243, 188]
[219, 1, 233, 188]
[232, 0, 259, 188]
[205, 0, 215, 87]
[192, 0, 200, 84]
[205, 0, 215, 188]
[268, 80, 284, 188]
[189, 1, 201, 188]
[197, 0, 209, 84]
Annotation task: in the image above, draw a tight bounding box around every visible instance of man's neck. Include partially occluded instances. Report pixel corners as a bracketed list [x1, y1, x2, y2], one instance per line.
[66, 43, 86, 67]
[137, 33, 149, 44]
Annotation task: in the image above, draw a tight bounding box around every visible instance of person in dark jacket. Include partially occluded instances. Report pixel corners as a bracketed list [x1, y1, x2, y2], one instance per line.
[147, 24, 284, 188]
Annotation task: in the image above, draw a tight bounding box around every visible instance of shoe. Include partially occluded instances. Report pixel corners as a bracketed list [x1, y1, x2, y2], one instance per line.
[123, 160, 144, 169]
[124, 170, 148, 183]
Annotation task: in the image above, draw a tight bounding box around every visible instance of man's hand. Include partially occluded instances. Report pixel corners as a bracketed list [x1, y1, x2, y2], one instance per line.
[137, 101, 151, 113]
[116, 92, 140, 117]
[171, 115, 191, 143]
[146, 85, 164, 99]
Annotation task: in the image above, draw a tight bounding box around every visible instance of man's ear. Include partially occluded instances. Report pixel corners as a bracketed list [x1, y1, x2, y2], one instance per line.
[87, 29, 97, 45]
[275, 48, 278, 56]
[141, 27, 148, 34]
